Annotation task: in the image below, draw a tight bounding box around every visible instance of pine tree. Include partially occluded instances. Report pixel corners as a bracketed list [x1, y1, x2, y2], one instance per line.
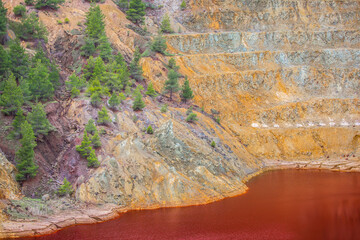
[126, 0, 146, 24]
[146, 125, 153, 134]
[32, 47, 60, 88]
[85, 4, 105, 40]
[98, 34, 112, 62]
[19, 77, 32, 101]
[0, 44, 9, 77]
[180, 0, 186, 10]
[66, 73, 86, 91]
[129, 47, 143, 81]
[0, 0, 7, 41]
[132, 89, 145, 111]
[85, 119, 97, 135]
[91, 92, 102, 108]
[27, 103, 54, 136]
[76, 130, 92, 158]
[81, 37, 96, 57]
[92, 57, 106, 81]
[167, 58, 179, 71]
[145, 82, 157, 97]
[87, 148, 99, 168]
[181, 77, 194, 102]
[91, 131, 101, 148]
[98, 106, 111, 125]
[0, 73, 24, 115]
[20, 12, 48, 41]
[9, 39, 29, 79]
[163, 69, 180, 100]
[151, 34, 167, 54]
[186, 112, 198, 123]
[10, 108, 26, 139]
[35, 0, 65, 10]
[57, 177, 73, 196]
[28, 60, 54, 100]
[160, 14, 173, 33]
[108, 92, 121, 109]
[117, 0, 129, 10]
[15, 121, 38, 182]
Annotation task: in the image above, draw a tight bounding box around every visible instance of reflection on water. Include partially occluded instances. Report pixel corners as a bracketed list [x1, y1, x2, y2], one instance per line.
[22, 170, 360, 240]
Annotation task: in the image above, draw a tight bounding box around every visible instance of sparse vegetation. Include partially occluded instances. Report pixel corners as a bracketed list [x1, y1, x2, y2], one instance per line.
[163, 69, 180, 100]
[211, 141, 216, 148]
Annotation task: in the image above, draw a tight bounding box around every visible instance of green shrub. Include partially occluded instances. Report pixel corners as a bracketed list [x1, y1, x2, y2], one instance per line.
[160, 14, 173, 33]
[150, 34, 167, 54]
[85, 119, 97, 135]
[186, 113, 198, 123]
[76, 130, 92, 158]
[64, 17, 69, 24]
[180, 0, 186, 10]
[57, 20, 62, 25]
[25, 0, 35, 6]
[35, 0, 65, 10]
[215, 117, 220, 124]
[13, 5, 27, 17]
[97, 106, 111, 125]
[211, 141, 216, 148]
[146, 125, 153, 134]
[87, 148, 99, 168]
[57, 178, 73, 197]
[160, 104, 168, 113]
[71, 87, 80, 97]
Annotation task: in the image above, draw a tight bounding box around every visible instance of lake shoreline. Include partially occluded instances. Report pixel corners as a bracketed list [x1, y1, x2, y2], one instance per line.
[1, 158, 359, 239]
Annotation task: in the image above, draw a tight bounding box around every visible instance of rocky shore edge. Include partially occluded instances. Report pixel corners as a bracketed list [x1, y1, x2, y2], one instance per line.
[1, 158, 359, 239]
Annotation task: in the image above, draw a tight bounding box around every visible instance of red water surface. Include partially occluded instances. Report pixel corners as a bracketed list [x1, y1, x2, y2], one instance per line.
[22, 170, 360, 240]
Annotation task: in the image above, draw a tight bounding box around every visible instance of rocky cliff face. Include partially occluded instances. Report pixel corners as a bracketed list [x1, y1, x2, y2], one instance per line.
[143, 0, 360, 161]
[0, 151, 21, 221]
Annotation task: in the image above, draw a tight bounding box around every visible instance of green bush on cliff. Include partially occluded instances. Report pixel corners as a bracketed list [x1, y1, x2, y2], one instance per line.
[186, 113, 198, 123]
[180, 77, 194, 103]
[211, 141, 216, 148]
[66, 73, 86, 91]
[35, 0, 65, 10]
[91, 131, 102, 148]
[0, 73, 24, 115]
[85, 119, 97, 135]
[129, 47, 143, 82]
[87, 148, 100, 168]
[145, 82, 157, 97]
[108, 92, 121, 110]
[76, 130, 92, 158]
[57, 178, 74, 197]
[146, 125, 153, 134]
[132, 89, 145, 111]
[10, 108, 26, 139]
[180, 0, 186, 10]
[0, 0, 7, 40]
[126, 0, 146, 24]
[13, 5, 27, 17]
[151, 33, 167, 54]
[163, 69, 180, 101]
[27, 103, 54, 136]
[160, 14, 173, 34]
[98, 106, 111, 125]
[15, 121, 38, 182]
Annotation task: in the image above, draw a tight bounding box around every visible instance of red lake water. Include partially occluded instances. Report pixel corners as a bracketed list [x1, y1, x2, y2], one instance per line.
[21, 169, 360, 240]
